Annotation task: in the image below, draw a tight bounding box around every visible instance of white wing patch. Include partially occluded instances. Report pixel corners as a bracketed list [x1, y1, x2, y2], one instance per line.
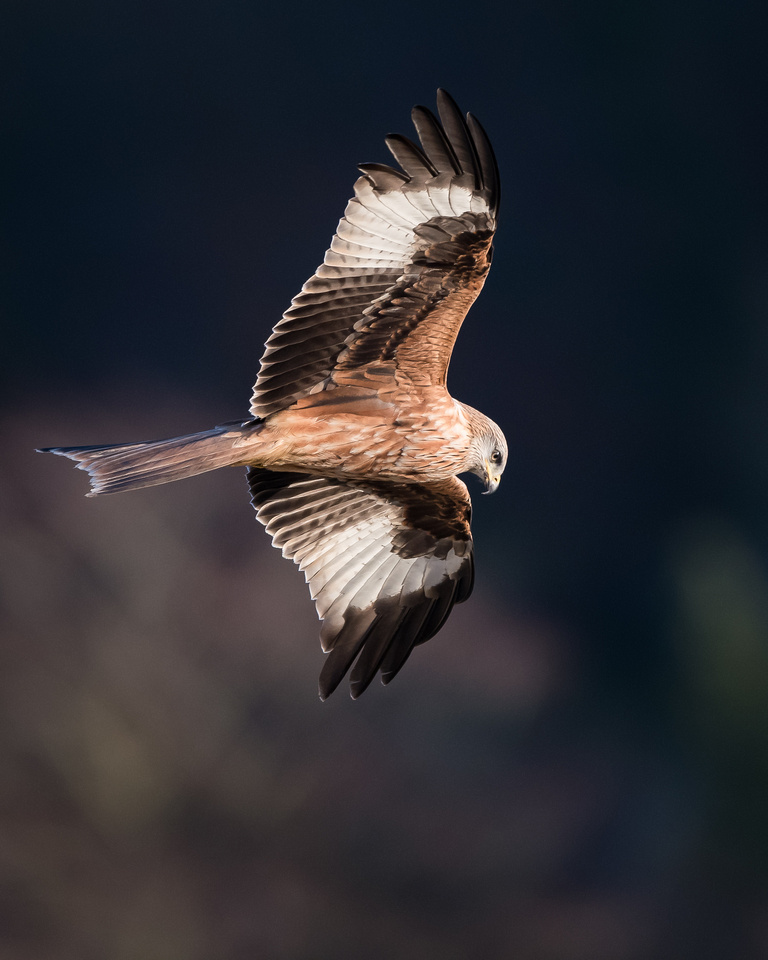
[248, 469, 474, 699]
[249, 90, 499, 418]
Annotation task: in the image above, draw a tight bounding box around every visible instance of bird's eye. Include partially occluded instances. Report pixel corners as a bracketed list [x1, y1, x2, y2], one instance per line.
[490, 449, 502, 464]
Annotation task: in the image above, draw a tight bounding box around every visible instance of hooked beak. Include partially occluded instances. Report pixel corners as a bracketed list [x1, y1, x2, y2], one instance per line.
[482, 459, 501, 495]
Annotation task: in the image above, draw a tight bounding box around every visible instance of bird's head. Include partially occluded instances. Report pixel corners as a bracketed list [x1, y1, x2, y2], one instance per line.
[465, 409, 508, 494]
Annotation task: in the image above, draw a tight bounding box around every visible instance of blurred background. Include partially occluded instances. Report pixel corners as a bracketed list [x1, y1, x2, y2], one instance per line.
[4, 1, 768, 957]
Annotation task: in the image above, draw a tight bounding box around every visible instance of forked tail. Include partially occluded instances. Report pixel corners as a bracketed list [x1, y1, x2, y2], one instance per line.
[38, 420, 263, 496]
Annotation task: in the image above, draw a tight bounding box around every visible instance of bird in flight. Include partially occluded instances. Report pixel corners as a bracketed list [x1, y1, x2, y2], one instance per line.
[41, 90, 507, 700]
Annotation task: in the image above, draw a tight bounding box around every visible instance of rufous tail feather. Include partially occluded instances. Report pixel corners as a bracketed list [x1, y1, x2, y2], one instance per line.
[38, 420, 263, 496]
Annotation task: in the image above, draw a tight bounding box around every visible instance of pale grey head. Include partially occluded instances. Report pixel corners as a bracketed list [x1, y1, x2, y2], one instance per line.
[462, 406, 508, 494]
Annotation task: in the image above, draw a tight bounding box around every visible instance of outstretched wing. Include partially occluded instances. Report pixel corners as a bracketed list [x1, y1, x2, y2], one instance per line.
[250, 89, 499, 419]
[247, 468, 474, 699]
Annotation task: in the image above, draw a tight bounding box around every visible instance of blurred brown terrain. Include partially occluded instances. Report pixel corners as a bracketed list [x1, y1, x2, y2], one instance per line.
[2, 396, 571, 960]
[3, 394, 768, 960]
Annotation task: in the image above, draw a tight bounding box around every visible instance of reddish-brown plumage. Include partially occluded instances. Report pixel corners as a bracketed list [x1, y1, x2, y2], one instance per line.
[243, 387, 476, 485]
[40, 90, 508, 698]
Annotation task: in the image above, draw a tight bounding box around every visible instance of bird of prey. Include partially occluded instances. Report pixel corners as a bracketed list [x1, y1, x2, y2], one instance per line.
[40, 90, 507, 700]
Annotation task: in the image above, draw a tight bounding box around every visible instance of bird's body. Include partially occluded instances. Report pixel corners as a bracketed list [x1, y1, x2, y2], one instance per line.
[244, 389, 489, 482]
[41, 90, 508, 699]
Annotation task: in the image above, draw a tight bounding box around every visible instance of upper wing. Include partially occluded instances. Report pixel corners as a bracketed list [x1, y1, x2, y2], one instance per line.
[247, 468, 474, 699]
[250, 89, 499, 419]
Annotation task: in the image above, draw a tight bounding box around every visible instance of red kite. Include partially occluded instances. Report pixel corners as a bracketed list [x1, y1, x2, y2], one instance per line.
[41, 90, 507, 699]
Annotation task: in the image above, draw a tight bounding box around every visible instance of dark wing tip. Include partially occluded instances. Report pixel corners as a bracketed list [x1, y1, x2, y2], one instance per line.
[435, 87, 460, 115]
[435, 89, 500, 217]
[360, 89, 499, 218]
[357, 161, 409, 191]
[410, 103, 463, 176]
[385, 132, 439, 178]
[466, 112, 501, 215]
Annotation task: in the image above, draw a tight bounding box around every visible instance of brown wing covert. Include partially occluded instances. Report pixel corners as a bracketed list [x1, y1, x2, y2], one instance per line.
[247, 468, 474, 698]
[250, 90, 499, 417]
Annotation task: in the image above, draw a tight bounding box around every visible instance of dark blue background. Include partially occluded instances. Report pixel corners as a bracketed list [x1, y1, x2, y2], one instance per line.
[4, 2, 768, 957]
